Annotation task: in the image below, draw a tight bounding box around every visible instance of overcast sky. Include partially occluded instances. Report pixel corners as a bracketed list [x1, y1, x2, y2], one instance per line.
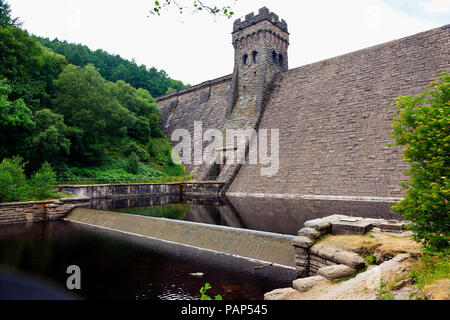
[8, 0, 450, 85]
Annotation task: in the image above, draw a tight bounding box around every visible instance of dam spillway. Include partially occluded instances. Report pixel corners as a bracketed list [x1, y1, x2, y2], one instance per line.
[66, 207, 296, 268]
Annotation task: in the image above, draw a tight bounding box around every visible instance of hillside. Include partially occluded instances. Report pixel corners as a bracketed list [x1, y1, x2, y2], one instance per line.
[35, 37, 190, 98]
[0, 2, 188, 184]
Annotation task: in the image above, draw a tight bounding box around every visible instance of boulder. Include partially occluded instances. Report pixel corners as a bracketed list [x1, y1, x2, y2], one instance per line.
[292, 275, 327, 292]
[264, 288, 299, 300]
[318, 264, 356, 281]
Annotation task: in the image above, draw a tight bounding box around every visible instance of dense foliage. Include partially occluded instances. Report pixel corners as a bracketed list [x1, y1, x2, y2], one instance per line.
[0, 157, 57, 202]
[0, 1, 188, 198]
[390, 72, 449, 253]
[35, 37, 189, 97]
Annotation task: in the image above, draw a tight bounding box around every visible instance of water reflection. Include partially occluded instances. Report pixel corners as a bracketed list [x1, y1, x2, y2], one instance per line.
[0, 221, 293, 300]
[90, 195, 401, 236]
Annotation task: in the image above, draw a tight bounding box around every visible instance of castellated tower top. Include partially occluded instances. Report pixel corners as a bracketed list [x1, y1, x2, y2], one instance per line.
[233, 7, 288, 34]
[231, 7, 289, 72]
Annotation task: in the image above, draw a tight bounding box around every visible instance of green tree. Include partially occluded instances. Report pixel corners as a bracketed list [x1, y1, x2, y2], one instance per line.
[35, 37, 188, 97]
[127, 152, 140, 175]
[0, 0, 21, 27]
[0, 26, 67, 110]
[0, 156, 28, 202]
[30, 108, 71, 171]
[0, 78, 35, 159]
[389, 72, 449, 253]
[28, 162, 57, 200]
[53, 64, 133, 165]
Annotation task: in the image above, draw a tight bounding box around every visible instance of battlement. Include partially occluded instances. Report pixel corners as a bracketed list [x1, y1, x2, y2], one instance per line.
[233, 7, 288, 34]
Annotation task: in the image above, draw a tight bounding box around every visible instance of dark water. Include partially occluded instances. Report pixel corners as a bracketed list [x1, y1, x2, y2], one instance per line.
[92, 195, 401, 236]
[0, 221, 294, 300]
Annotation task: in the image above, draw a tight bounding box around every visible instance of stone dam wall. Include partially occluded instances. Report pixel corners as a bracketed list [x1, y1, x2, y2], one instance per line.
[229, 25, 450, 198]
[157, 76, 232, 176]
[157, 25, 450, 199]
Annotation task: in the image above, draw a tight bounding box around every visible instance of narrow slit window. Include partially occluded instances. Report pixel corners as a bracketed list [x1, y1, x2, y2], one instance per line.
[243, 54, 249, 66]
[252, 51, 258, 63]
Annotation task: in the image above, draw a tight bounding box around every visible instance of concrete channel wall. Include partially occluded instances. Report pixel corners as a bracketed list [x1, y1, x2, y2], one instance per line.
[67, 207, 296, 268]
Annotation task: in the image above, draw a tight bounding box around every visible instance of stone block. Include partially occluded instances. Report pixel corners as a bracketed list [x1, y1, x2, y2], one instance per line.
[292, 275, 327, 292]
[318, 264, 356, 281]
[331, 219, 373, 235]
[298, 227, 321, 239]
[294, 247, 308, 255]
[264, 288, 299, 300]
[295, 258, 309, 267]
[379, 220, 405, 233]
[333, 250, 366, 270]
[291, 236, 314, 249]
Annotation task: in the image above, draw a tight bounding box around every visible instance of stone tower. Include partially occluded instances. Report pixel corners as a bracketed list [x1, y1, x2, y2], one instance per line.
[227, 7, 290, 128]
[197, 8, 289, 187]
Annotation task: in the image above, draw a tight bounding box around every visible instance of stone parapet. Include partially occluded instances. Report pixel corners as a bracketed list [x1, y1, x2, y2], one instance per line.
[58, 183, 182, 199]
[0, 197, 89, 225]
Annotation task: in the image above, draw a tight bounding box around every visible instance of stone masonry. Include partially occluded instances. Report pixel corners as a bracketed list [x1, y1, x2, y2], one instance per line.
[157, 7, 450, 198]
[0, 197, 89, 225]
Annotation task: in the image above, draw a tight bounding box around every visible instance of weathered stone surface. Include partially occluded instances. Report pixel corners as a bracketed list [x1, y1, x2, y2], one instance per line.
[58, 183, 183, 199]
[0, 197, 89, 224]
[227, 25, 449, 198]
[333, 251, 367, 270]
[331, 219, 373, 235]
[292, 275, 327, 292]
[295, 258, 309, 267]
[264, 288, 299, 300]
[295, 266, 309, 278]
[298, 227, 321, 239]
[318, 265, 356, 281]
[379, 221, 405, 233]
[294, 247, 308, 255]
[291, 236, 315, 249]
[310, 244, 366, 270]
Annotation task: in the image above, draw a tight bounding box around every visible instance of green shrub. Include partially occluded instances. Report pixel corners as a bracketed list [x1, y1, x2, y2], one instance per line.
[127, 152, 140, 175]
[389, 72, 449, 253]
[28, 161, 57, 200]
[0, 156, 28, 202]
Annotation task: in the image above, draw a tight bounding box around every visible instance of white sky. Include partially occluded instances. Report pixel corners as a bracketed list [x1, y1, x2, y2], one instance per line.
[8, 0, 450, 85]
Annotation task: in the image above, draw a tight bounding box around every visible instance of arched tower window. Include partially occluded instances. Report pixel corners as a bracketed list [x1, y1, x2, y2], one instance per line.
[278, 53, 284, 67]
[243, 54, 249, 66]
[252, 51, 258, 63]
[272, 51, 278, 63]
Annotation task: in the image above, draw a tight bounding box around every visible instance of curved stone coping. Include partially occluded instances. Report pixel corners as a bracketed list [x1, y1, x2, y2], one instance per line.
[66, 207, 296, 268]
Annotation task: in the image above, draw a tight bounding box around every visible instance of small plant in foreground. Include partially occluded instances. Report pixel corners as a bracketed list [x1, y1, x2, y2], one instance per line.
[376, 279, 395, 300]
[197, 283, 223, 300]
